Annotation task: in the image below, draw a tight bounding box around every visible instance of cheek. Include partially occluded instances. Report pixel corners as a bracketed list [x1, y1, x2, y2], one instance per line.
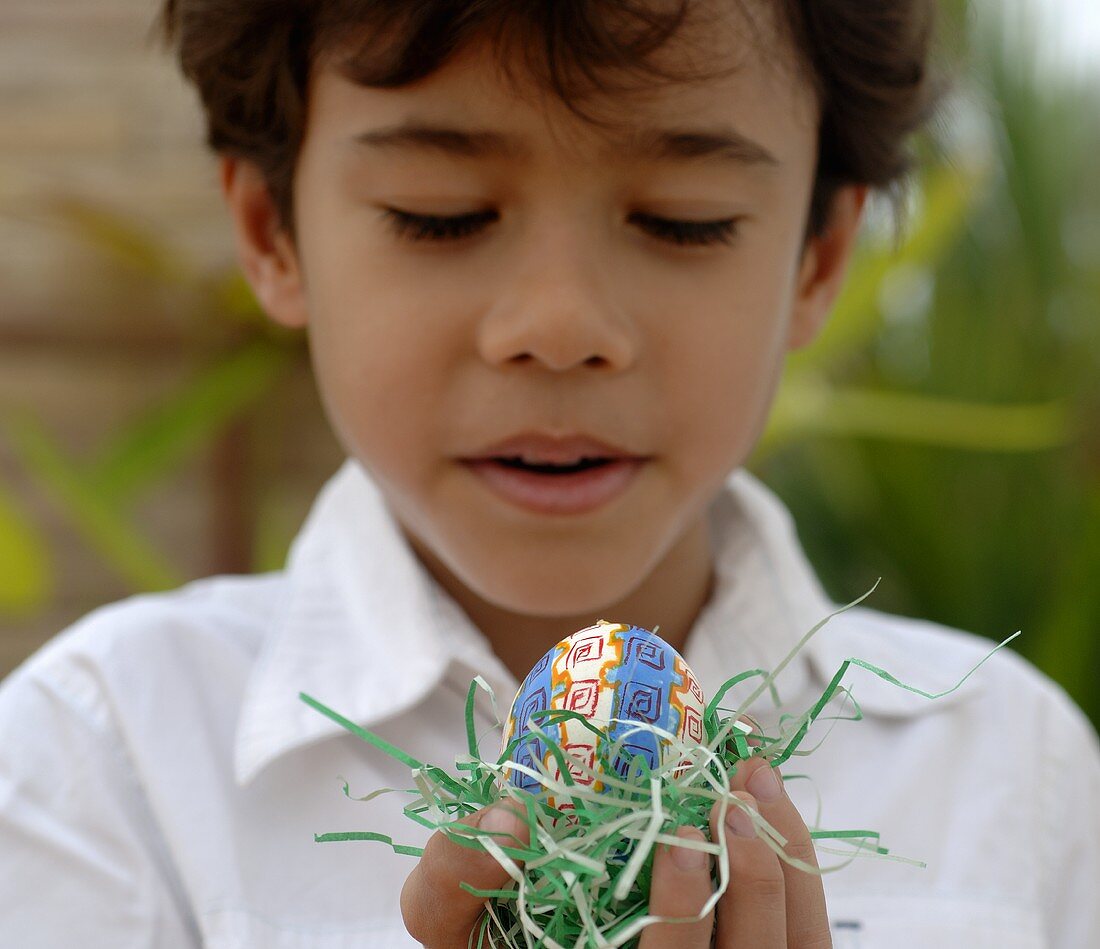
[654, 273, 791, 458]
[302, 263, 459, 477]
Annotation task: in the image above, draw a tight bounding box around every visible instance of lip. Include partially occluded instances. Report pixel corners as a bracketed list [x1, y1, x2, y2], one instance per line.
[461, 457, 647, 516]
[464, 432, 644, 465]
[458, 431, 649, 516]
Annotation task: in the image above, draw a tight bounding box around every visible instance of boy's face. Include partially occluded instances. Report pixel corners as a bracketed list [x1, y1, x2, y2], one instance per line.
[224, 3, 864, 625]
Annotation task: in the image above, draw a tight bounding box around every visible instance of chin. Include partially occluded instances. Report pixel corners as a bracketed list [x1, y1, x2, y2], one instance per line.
[461, 551, 643, 619]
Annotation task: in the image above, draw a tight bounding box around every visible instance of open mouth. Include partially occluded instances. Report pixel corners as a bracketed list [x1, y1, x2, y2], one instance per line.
[493, 456, 614, 475]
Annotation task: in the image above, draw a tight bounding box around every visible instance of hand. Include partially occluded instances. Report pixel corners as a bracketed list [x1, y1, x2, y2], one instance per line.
[640, 753, 833, 948]
[400, 758, 832, 948]
[401, 800, 531, 948]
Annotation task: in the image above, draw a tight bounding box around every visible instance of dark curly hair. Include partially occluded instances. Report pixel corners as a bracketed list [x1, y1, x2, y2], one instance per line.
[154, 0, 951, 248]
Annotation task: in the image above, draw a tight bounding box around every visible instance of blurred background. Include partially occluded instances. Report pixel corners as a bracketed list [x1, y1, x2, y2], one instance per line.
[1, 0, 1098, 732]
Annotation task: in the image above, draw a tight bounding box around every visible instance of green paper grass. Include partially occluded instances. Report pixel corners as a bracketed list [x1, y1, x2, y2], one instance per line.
[301, 581, 1020, 948]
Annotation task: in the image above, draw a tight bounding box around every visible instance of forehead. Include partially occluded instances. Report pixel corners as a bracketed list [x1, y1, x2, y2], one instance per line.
[307, 1, 818, 169]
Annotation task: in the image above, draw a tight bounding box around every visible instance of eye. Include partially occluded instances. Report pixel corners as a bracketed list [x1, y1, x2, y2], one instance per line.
[381, 208, 499, 243]
[380, 208, 741, 247]
[628, 212, 741, 247]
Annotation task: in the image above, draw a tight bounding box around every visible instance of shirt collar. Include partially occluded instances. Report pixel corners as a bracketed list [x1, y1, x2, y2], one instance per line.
[235, 459, 981, 786]
[234, 458, 516, 786]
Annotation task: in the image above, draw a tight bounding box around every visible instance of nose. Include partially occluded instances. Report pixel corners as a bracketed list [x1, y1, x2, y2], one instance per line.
[475, 224, 641, 373]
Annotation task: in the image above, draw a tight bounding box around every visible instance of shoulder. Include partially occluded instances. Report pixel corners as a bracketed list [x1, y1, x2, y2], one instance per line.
[804, 603, 1097, 745]
[0, 571, 287, 730]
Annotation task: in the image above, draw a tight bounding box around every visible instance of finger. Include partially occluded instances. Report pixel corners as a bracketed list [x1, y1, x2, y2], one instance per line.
[400, 802, 529, 949]
[638, 825, 715, 949]
[710, 790, 787, 948]
[728, 756, 832, 949]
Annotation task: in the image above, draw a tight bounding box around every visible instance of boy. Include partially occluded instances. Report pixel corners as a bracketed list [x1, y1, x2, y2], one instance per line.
[2, 0, 1098, 946]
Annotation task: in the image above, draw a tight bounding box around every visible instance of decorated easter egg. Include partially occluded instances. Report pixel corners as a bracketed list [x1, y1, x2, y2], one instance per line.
[501, 620, 707, 810]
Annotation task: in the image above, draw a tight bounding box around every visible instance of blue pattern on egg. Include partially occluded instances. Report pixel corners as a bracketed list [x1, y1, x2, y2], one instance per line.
[501, 620, 707, 811]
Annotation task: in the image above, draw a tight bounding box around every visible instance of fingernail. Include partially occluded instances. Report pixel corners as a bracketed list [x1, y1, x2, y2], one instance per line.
[670, 831, 707, 871]
[747, 763, 783, 803]
[725, 798, 757, 838]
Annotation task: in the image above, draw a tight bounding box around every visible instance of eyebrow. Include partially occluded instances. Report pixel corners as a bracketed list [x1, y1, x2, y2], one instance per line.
[350, 121, 780, 168]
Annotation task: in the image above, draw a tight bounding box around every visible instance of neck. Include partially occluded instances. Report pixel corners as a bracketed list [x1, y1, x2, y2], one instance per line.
[407, 517, 716, 684]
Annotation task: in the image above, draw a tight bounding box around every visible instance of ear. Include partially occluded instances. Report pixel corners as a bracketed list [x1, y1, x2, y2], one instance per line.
[219, 156, 309, 330]
[787, 184, 868, 351]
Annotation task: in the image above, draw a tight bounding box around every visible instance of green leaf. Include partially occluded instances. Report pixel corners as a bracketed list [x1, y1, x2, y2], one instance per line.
[1, 411, 183, 592]
[40, 195, 194, 286]
[251, 487, 300, 574]
[0, 476, 53, 616]
[86, 338, 295, 504]
[756, 381, 1075, 461]
[209, 269, 267, 326]
[1027, 485, 1100, 710]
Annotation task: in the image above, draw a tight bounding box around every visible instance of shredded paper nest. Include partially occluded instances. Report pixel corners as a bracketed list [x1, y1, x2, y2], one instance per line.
[300, 583, 1018, 948]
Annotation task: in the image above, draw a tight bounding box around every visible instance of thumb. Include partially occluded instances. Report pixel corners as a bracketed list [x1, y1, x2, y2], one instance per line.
[400, 802, 529, 948]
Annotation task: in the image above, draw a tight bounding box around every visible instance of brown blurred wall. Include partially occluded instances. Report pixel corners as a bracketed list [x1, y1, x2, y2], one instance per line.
[0, 0, 344, 678]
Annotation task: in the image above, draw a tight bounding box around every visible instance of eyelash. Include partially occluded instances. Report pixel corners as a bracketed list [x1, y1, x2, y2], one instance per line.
[380, 208, 741, 248]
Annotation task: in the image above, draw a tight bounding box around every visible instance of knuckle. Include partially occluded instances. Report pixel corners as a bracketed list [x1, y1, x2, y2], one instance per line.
[743, 871, 787, 903]
[727, 849, 786, 901]
[400, 856, 462, 946]
[778, 816, 821, 866]
[399, 871, 437, 944]
[785, 834, 820, 868]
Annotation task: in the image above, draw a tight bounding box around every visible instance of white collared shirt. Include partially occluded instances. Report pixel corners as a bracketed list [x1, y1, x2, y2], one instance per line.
[1, 458, 1097, 948]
